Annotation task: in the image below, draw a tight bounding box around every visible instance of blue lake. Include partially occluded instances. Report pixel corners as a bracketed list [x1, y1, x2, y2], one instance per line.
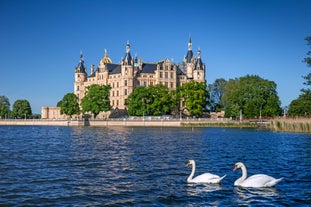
[0, 126, 310, 206]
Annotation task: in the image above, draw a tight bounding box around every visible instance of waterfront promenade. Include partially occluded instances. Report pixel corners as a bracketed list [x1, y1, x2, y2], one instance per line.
[0, 118, 253, 127]
[2, 118, 310, 133]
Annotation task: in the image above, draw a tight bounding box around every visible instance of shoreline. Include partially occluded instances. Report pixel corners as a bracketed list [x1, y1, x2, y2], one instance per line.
[1, 118, 310, 133]
[0, 118, 263, 128]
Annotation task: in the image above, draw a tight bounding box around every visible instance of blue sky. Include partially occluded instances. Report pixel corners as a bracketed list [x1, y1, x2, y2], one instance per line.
[0, 0, 310, 114]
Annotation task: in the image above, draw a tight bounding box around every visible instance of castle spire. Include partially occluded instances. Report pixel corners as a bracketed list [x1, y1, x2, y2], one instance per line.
[123, 41, 132, 65]
[76, 51, 86, 73]
[126, 40, 130, 54]
[185, 37, 194, 63]
[80, 51, 84, 63]
[195, 48, 204, 70]
[188, 37, 192, 51]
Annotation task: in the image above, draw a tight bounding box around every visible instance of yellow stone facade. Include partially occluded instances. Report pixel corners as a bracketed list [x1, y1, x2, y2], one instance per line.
[41, 107, 67, 119]
[74, 39, 206, 111]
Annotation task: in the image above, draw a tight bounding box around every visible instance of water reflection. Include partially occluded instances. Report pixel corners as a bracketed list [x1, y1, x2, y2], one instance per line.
[1, 126, 310, 206]
[186, 183, 223, 196]
[234, 186, 280, 205]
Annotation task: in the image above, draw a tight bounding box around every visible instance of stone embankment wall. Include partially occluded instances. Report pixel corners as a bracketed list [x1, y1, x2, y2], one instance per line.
[0, 118, 262, 128]
[0, 119, 182, 127]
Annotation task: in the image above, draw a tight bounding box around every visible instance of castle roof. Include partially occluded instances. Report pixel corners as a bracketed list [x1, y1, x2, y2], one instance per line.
[185, 37, 194, 63]
[107, 63, 121, 74]
[141, 63, 157, 73]
[76, 53, 86, 73]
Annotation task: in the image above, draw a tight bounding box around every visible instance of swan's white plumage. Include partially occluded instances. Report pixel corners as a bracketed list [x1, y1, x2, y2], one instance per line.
[233, 162, 283, 188]
[186, 160, 226, 184]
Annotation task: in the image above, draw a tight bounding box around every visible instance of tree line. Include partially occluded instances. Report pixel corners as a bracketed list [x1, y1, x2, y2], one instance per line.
[56, 81, 208, 119]
[55, 75, 283, 120]
[0, 97, 33, 119]
[1, 36, 310, 119]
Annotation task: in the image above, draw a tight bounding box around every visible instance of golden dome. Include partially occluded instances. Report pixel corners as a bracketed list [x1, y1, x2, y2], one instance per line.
[100, 49, 112, 64]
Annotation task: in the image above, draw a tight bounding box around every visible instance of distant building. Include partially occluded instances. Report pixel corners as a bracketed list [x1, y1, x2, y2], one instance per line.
[42, 38, 206, 119]
[41, 107, 66, 119]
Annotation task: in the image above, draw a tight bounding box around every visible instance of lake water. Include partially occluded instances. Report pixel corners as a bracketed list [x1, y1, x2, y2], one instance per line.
[0, 126, 310, 206]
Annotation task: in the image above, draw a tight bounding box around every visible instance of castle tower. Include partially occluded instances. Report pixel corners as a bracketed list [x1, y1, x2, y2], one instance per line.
[184, 37, 195, 79]
[193, 48, 206, 82]
[119, 41, 134, 109]
[74, 52, 87, 101]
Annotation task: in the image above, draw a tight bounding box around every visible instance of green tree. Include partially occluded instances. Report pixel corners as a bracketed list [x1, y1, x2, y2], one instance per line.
[58, 93, 80, 118]
[288, 88, 311, 117]
[11, 99, 32, 119]
[126, 86, 150, 116]
[222, 75, 282, 119]
[177, 81, 209, 117]
[221, 78, 241, 119]
[208, 78, 227, 112]
[0, 96, 10, 119]
[81, 84, 111, 118]
[302, 36, 311, 92]
[126, 84, 178, 116]
[288, 36, 311, 116]
[148, 84, 176, 115]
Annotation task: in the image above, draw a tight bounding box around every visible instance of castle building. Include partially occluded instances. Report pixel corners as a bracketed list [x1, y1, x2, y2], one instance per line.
[42, 39, 205, 119]
[74, 39, 206, 112]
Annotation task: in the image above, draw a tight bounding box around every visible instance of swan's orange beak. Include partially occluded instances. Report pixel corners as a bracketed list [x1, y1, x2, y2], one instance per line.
[233, 165, 237, 171]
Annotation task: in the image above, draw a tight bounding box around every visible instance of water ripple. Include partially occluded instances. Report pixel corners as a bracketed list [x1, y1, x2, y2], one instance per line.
[0, 126, 311, 206]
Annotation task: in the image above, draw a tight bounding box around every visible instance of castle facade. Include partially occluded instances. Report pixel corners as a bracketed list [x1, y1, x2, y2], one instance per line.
[42, 39, 206, 119]
[74, 39, 206, 111]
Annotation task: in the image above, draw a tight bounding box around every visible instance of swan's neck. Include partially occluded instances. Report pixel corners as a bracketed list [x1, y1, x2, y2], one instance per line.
[187, 162, 196, 182]
[234, 164, 247, 186]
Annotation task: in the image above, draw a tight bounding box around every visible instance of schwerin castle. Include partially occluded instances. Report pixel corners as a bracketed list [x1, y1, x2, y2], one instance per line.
[42, 39, 206, 119]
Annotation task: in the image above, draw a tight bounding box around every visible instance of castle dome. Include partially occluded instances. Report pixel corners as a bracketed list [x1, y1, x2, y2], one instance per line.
[100, 49, 112, 64]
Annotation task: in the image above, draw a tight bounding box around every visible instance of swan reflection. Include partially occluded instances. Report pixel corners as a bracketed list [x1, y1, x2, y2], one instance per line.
[186, 183, 222, 196]
[234, 186, 280, 205]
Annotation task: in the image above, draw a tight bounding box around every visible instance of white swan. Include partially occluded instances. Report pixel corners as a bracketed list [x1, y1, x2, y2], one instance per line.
[233, 162, 283, 188]
[185, 160, 226, 184]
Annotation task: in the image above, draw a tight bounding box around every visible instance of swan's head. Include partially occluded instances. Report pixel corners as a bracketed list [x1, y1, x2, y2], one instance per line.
[185, 159, 195, 167]
[233, 162, 244, 171]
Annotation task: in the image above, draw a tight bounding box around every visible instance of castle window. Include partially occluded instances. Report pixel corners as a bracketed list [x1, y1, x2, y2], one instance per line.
[124, 89, 127, 95]
[117, 90, 119, 96]
[165, 72, 168, 78]
[117, 82, 119, 87]
[165, 82, 168, 87]
[77, 86, 80, 91]
[170, 82, 174, 88]
[165, 66, 168, 70]
[170, 72, 174, 79]
[124, 80, 127, 86]
[143, 81, 147, 86]
[112, 91, 115, 97]
[160, 72, 163, 78]
[150, 82, 153, 85]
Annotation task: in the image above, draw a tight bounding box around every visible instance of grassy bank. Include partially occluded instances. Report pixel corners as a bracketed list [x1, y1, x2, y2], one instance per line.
[268, 118, 311, 133]
[181, 120, 259, 128]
